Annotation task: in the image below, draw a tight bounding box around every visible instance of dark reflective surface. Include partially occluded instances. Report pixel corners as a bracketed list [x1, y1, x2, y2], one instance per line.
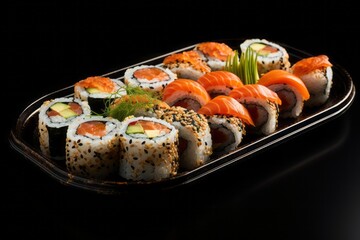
[5, 1, 360, 239]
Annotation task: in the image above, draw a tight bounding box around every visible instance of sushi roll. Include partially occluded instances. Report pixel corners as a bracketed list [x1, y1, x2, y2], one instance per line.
[119, 116, 179, 181]
[229, 84, 282, 135]
[206, 115, 245, 153]
[240, 38, 291, 75]
[65, 115, 122, 179]
[161, 78, 211, 112]
[197, 95, 254, 153]
[162, 50, 211, 80]
[194, 41, 235, 71]
[197, 70, 244, 98]
[74, 76, 127, 114]
[123, 65, 177, 96]
[291, 55, 333, 107]
[257, 70, 310, 119]
[38, 97, 91, 160]
[156, 106, 213, 170]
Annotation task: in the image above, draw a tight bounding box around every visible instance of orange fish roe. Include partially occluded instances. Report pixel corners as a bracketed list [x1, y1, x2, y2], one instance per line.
[196, 42, 234, 61]
[75, 76, 116, 93]
[163, 50, 211, 73]
[291, 55, 333, 77]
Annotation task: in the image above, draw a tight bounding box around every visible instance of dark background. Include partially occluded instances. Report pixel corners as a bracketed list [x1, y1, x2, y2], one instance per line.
[5, 1, 360, 239]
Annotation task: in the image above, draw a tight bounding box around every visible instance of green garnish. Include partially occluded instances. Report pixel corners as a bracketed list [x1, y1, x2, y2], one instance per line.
[225, 47, 259, 85]
[103, 86, 162, 121]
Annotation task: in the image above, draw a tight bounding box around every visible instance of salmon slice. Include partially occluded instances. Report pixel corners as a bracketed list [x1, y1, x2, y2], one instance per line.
[257, 70, 310, 100]
[291, 55, 332, 77]
[229, 84, 282, 105]
[75, 76, 116, 93]
[162, 78, 211, 110]
[197, 95, 254, 126]
[77, 121, 106, 137]
[133, 67, 170, 81]
[132, 120, 171, 133]
[197, 71, 244, 97]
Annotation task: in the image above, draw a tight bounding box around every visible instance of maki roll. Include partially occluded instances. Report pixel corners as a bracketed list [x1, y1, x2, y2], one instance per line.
[162, 50, 211, 80]
[161, 78, 211, 112]
[229, 84, 282, 135]
[38, 97, 91, 160]
[124, 65, 177, 96]
[74, 76, 127, 114]
[65, 115, 122, 179]
[291, 55, 333, 107]
[119, 116, 179, 181]
[197, 95, 254, 153]
[156, 106, 213, 170]
[194, 41, 235, 71]
[240, 38, 291, 75]
[206, 115, 245, 153]
[258, 70, 310, 119]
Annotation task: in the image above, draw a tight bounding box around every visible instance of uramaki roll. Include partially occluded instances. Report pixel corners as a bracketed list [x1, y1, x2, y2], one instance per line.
[65, 115, 122, 179]
[118, 116, 179, 181]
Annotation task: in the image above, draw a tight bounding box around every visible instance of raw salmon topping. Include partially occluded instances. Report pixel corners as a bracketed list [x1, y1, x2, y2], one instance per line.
[258, 70, 310, 100]
[77, 121, 107, 137]
[162, 78, 211, 111]
[229, 84, 282, 105]
[197, 95, 254, 126]
[291, 55, 333, 76]
[197, 70, 244, 97]
[75, 76, 116, 93]
[133, 67, 170, 81]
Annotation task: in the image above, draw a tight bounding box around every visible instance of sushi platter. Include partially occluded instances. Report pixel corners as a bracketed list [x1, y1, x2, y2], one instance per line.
[9, 38, 356, 194]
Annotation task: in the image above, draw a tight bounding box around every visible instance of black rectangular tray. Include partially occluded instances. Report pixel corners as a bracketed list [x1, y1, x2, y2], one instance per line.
[9, 38, 356, 194]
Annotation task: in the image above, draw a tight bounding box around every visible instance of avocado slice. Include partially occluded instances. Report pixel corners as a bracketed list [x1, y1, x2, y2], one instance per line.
[50, 102, 70, 112]
[86, 88, 102, 94]
[126, 123, 144, 134]
[250, 43, 266, 52]
[59, 108, 78, 119]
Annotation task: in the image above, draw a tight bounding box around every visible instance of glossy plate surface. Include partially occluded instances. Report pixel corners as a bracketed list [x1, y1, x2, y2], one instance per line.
[9, 39, 356, 194]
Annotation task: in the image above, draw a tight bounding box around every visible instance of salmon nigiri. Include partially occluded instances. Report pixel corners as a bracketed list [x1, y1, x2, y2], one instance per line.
[229, 84, 281, 135]
[161, 78, 211, 112]
[291, 55, 333, 107]
[257, 69, 310, 118]
[197, 70, 244, 98]
[197, 95, 253, 153]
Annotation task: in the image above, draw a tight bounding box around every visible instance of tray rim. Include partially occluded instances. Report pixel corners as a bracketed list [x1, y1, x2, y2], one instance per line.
[9, 38, 356, 194]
